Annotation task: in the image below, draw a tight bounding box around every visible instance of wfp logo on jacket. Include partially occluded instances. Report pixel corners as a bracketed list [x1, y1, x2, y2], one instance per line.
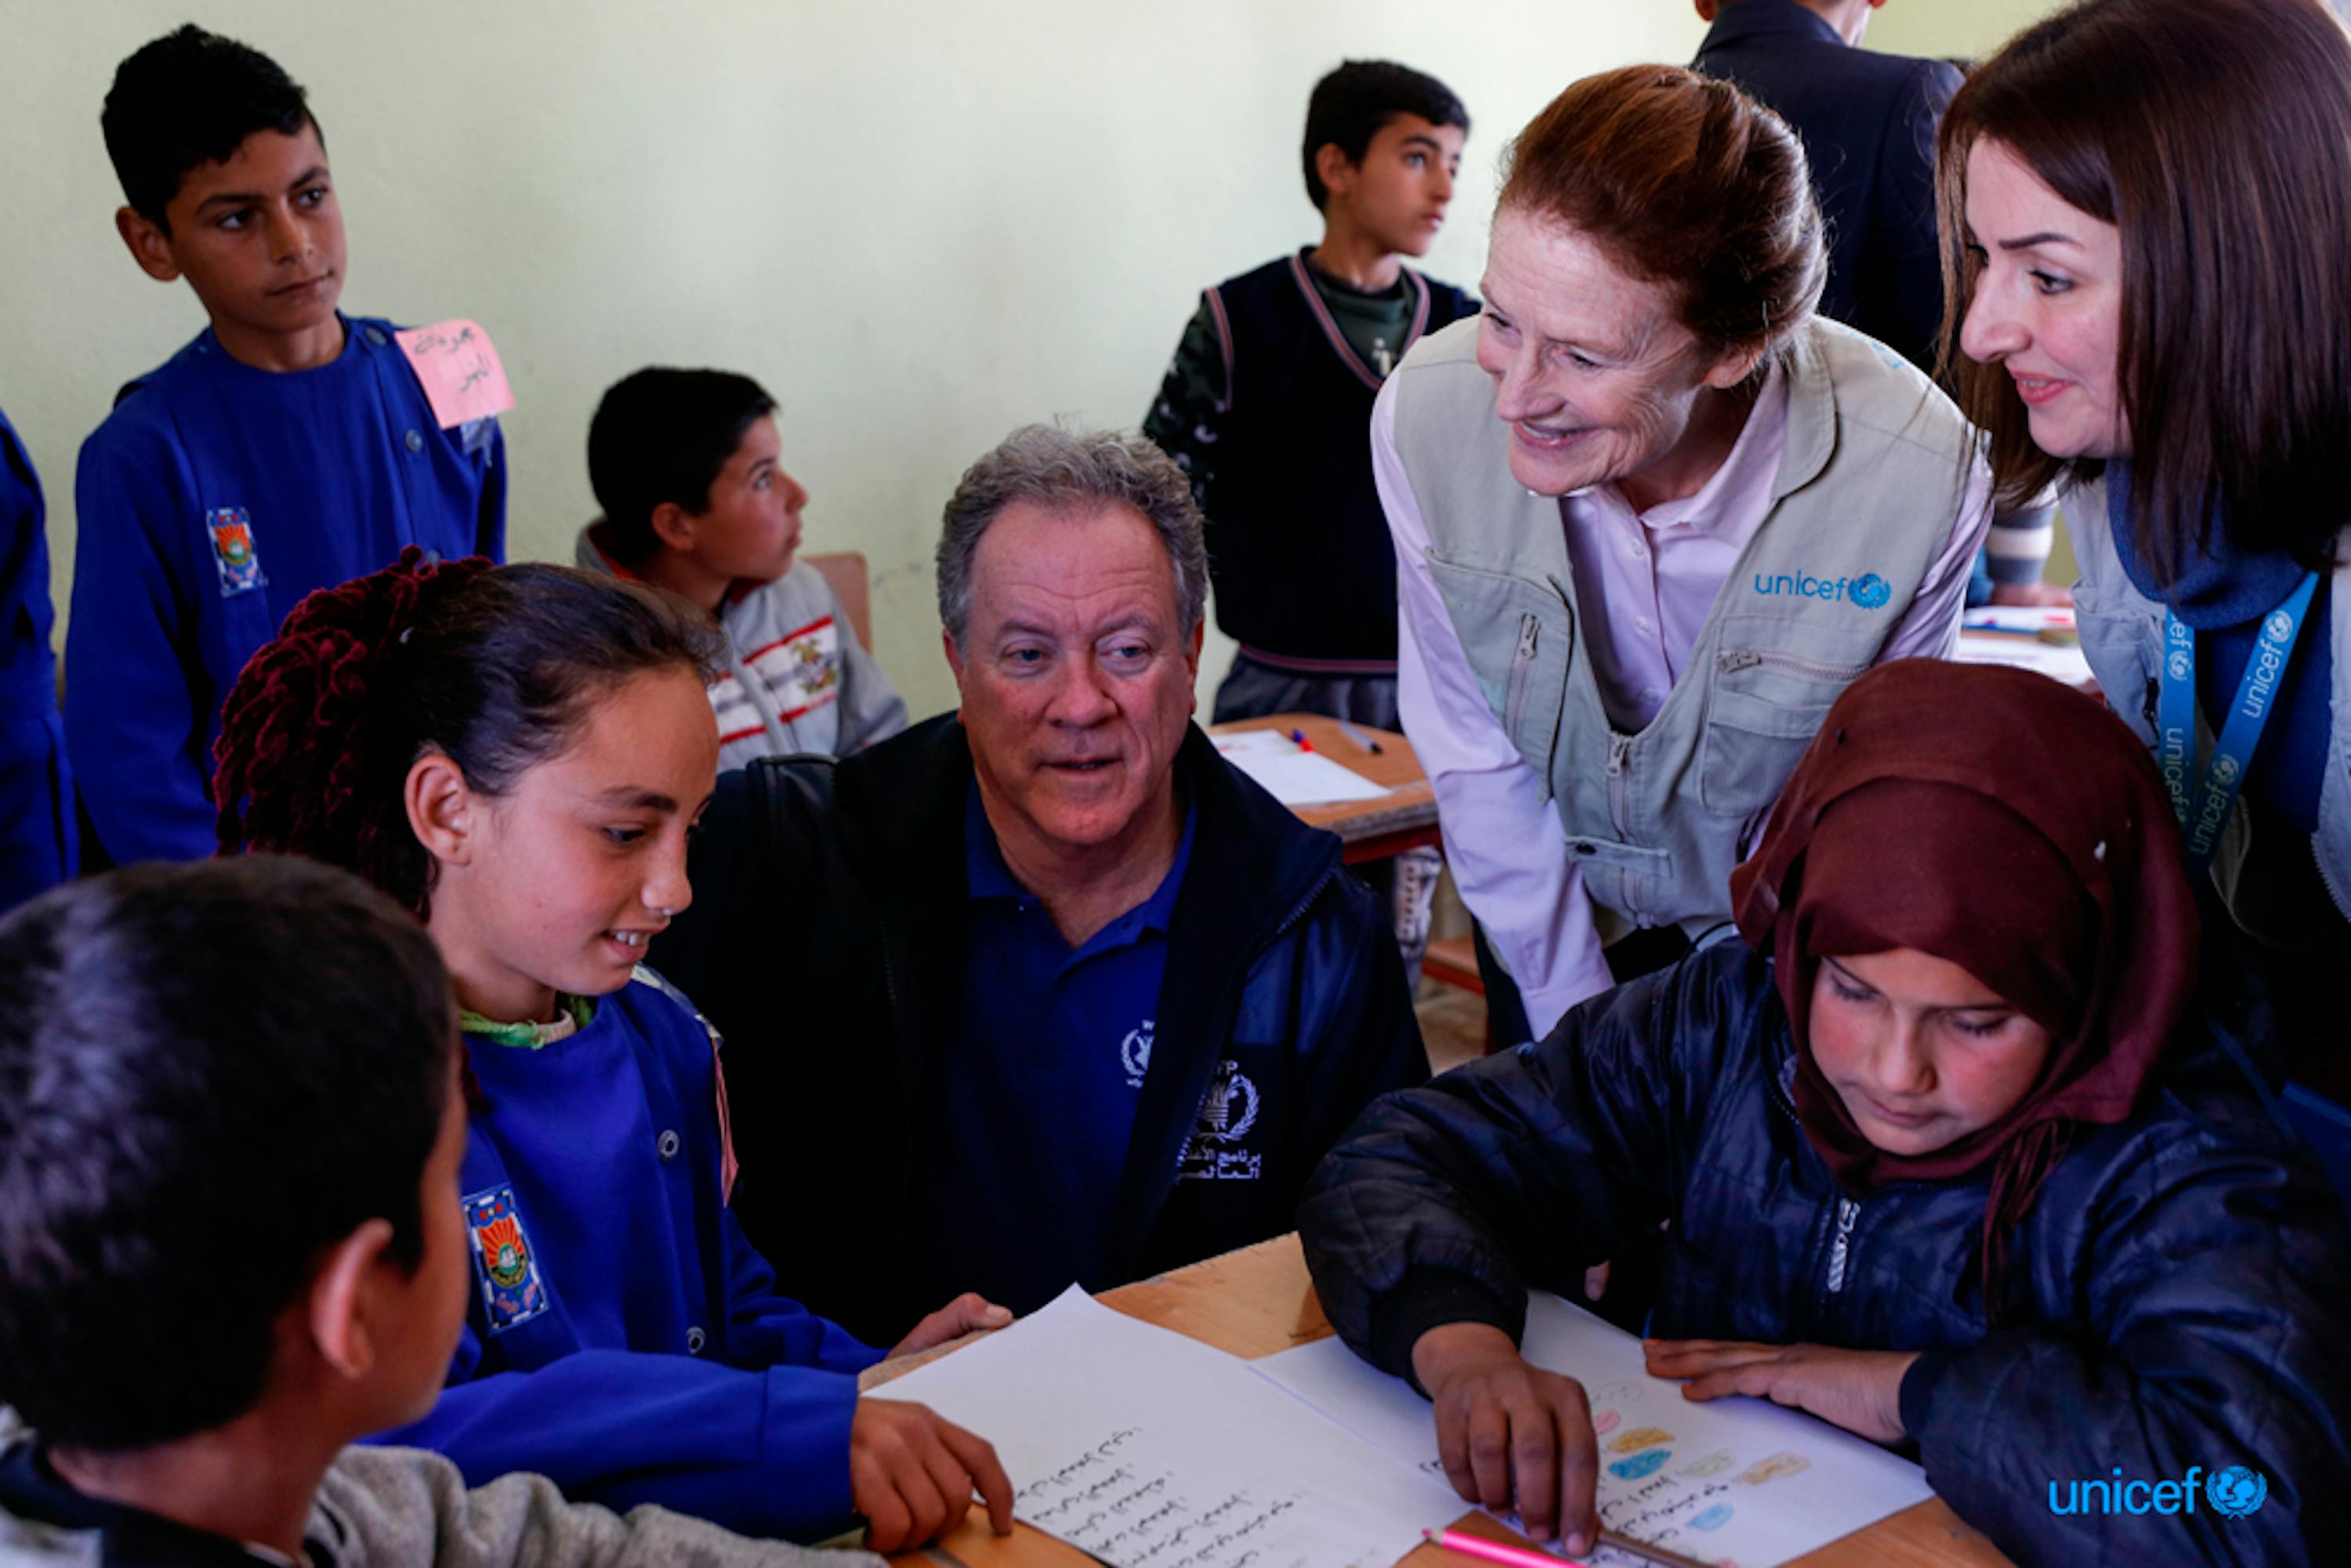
[1752, 570, 1893, 610]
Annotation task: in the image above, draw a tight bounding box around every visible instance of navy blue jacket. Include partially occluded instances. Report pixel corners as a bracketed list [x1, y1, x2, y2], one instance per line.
[67, 316, 505, 865]
[650, 715, 1429, 1345]
[0, 407, 73, 911]
[1693, 0, 1961, 374]
[1300, 941, 2351, 1566]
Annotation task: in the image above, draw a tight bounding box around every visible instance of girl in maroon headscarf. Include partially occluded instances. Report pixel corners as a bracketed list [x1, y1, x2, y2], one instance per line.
[1300, 660, 2350, 1566]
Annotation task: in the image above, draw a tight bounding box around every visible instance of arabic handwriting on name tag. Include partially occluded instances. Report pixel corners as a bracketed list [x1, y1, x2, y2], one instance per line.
[394, 318, 515, 429]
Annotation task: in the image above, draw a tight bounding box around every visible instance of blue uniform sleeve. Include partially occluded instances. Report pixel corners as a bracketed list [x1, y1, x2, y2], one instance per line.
[375, 1326, 863, 1542]
[66, 417, 219, 863]
[723, 1204, 886, 1373]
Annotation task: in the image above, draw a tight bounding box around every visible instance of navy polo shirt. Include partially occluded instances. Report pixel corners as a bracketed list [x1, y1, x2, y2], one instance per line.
[934, 785, 1197, 1313]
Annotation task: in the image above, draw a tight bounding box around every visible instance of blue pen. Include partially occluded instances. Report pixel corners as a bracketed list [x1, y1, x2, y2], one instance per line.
[1288, 727, 1315, 753]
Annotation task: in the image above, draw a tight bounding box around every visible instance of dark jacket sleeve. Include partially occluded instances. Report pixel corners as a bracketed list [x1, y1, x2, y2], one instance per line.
[1141, 296, 1228, 517]
[1291, 871, 1430, 1174]
[1299, 947, 1756, 1378]
[1899, 1106, 2351, 1567]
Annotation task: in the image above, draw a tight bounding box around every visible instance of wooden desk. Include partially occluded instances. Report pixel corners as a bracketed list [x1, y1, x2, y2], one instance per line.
[1206, 713, 1440, 865]
[881, 1235, 2012, 1568]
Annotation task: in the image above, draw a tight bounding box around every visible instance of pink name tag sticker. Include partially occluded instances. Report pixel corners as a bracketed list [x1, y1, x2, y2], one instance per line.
[393, 319, 516, 429]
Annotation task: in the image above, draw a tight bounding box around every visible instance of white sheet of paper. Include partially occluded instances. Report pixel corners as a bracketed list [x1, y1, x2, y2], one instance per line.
[1251, 1294, 1934, 1568]
[880, 1286, 1465, 1568]
[1955, 629, 2093, 686]
[1212, 731, 1390, 806]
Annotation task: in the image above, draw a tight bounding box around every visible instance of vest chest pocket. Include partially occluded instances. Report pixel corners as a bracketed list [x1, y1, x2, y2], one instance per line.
[1697, 646, 1869, 821]
[1425, 554, 1573, 789]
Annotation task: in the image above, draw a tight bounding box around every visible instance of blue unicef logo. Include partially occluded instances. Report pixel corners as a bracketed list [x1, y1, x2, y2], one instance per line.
[2266, 610, 2295, 643]
[2211, 755, 2241, 785]
[1849, 574, 1892, 610]
[2206, 1466, 2267, 1519]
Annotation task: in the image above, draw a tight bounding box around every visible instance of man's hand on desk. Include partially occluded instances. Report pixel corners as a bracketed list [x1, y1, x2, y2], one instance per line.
[892, 1291, 1015, 1357]
[1411, 1322, 1601, 1556]
[1642, 1339, 1920, 1444]
[849, 1398, 1016, 1552]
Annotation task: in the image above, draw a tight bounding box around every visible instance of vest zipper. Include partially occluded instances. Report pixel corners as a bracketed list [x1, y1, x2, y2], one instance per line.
[1715, 649, 1871, 683]
[1502, 614, 1541, 733]
[1823, 1197, 1860, 1295]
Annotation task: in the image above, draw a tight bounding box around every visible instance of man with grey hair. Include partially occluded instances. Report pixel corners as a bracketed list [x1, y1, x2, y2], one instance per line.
[650, 424, 1426, 1345]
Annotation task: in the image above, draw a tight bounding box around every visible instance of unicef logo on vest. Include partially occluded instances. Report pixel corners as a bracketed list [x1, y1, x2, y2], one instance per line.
[1751, 569, 1893, 610]
[2207, 1466, 2267, 1519]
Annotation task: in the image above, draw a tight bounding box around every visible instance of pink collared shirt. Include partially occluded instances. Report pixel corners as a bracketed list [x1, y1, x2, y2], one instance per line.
[1378, 364, 1992, 1037]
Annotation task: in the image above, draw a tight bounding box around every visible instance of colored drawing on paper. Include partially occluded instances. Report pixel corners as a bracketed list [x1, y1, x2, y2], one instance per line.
[1739, 1451, 1812, 1486]
[1609, 1426, 1673, 1454]
[1679, 1450, 1735, 1479]
[1609, 1449, 1672, 1479]
[1593, 1410, 1621, 1436]
[1690, 1503, 1734, 1531]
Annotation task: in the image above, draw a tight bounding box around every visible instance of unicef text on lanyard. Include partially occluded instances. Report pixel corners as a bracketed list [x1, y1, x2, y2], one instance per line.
[2160, 571, 2320, 873]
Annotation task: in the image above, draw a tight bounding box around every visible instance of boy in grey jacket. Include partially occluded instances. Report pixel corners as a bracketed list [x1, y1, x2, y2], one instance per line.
[581, 368, 907, 770]
[0, 856, 876, 1568]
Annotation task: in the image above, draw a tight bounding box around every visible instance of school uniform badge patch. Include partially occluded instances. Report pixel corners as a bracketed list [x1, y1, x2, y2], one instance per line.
[204, 509, 266, 597]
[462, 1185, 549, 1333]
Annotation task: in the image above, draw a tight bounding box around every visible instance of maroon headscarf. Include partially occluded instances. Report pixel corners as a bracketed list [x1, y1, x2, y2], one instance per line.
[1728, 661, 2200, 1310]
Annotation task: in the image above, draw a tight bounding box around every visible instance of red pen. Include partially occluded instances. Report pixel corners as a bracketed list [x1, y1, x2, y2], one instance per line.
[1288, 727, 1314, 752]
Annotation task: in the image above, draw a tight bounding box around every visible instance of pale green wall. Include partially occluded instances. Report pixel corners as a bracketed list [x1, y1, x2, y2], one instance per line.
[5, 1, 1712, 720]
[1868, 0, 2069, 60]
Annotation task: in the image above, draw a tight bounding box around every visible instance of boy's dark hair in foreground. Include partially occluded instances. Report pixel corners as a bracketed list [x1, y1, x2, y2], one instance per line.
[587, 368, 778, 563]
[103, 24, 318, 229]
[0, 856, 453, 1450]
[1302, 59, 1470, 210]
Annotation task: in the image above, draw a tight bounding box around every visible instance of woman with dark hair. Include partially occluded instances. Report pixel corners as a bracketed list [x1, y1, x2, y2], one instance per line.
[1379, 66, 1991, 1045]
[1301, 660, 2351, 1566]
[1940, 0, 2351, 1087]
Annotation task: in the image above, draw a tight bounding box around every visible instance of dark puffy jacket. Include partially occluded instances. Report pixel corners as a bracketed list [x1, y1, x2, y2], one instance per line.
[653, 715, 1428, 1345]
[1299, 941, 2351, 1566]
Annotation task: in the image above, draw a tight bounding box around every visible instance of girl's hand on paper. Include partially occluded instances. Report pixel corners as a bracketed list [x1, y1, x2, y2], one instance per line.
[1642, 1339, 1920, 1443]
[849, 1397, 1016, 1551]
[1411, 1322, 1600, 1555]
[892, 1291, 1014, 1356]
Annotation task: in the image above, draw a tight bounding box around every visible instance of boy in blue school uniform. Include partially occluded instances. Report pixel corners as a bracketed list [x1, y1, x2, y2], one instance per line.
[67, 24, 505, 867]
[0, 407, 74, 912]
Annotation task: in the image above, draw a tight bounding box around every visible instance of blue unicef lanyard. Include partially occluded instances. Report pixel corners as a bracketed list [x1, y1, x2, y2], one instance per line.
[2160, 571, 2320, 872]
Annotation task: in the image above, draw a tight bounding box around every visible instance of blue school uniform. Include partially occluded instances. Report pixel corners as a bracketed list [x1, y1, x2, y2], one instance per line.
[369, 972, 880, 1541]
[0, 409, 74, 911]
[66, 316, 505, 865]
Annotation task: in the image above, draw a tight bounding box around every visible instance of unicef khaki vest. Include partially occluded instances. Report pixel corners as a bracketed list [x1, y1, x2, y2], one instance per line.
[2067, 479, 2351, 923]
[1391, 316, 1977, 941]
